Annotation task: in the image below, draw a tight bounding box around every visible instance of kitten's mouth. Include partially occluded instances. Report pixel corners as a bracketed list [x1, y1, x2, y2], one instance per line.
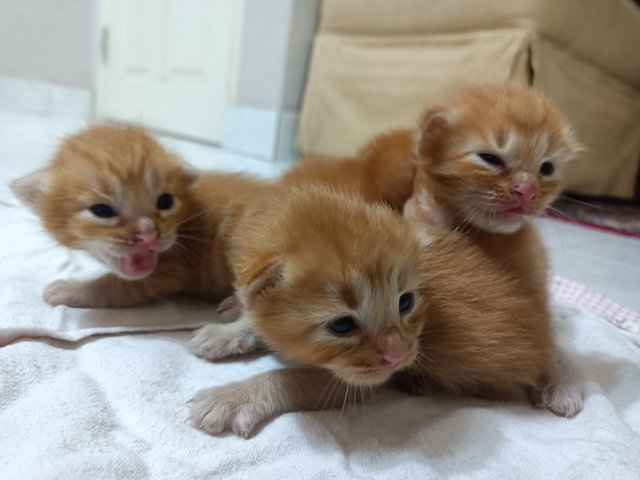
[337, 354, 417, 387]
[497, 206, 527, 222]
[495, 201, 539, 223]
[111, 248, 158, 279]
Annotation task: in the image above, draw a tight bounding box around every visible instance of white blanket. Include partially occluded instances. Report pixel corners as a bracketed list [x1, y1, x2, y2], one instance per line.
[0, 201, 219, 346]
[2, 179, 640, 479]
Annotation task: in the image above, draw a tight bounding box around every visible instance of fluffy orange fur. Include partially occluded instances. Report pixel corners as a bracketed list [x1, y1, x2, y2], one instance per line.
[276, 85, 582, 411]
[188, 188, 581, 438]
[11, 125, 277, 308]
[283, 83, 581, 292]
[191, 186, 428, 382]
[400, 228, 552, 401]
[282, 131, 415, 212]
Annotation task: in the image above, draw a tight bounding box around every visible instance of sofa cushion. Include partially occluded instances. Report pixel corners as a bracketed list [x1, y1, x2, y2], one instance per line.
[297, 28, 532, 157]
[320, 0, 640, 87]
[532, 38, 640, 198]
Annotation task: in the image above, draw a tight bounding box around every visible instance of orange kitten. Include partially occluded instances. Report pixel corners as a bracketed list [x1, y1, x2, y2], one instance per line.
[188, 187, 581, 438]
[395, 225, 575, 412]
[190, 185, 426, 366]
[189, 187, 426, 436]
[409, 82, 580, 296]
[11, 125, 276, 308]
[283, 83, 580, 291]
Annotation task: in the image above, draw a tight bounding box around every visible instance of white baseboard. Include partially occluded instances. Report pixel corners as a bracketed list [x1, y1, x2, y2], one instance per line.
[222, 106, 299, 162]
[0, 75, 92, 117]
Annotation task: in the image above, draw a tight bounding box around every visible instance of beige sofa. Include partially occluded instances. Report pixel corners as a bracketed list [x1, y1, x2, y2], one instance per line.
[296, 0, 640, 199]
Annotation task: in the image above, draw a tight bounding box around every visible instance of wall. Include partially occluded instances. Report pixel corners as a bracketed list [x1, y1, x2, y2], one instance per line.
[0, 0, 98, 89]
[282, 0, 321, 111]
[235, 0, 319, 111]
[226, 0, 319, 160]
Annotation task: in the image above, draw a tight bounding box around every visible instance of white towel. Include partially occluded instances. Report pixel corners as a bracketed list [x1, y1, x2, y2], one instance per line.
[1, 304, 639, 479]
[0, 199, 216, 346]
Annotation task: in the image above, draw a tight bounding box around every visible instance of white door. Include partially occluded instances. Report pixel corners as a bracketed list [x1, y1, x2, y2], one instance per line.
[96, 0, 244, 143]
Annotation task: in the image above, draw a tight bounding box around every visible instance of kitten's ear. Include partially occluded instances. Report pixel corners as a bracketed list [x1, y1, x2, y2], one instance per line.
[238, 256, 284, 304]
[10, 169, 51, 213]
[182, 165, 200, 186]
[415, 108, 453, 157]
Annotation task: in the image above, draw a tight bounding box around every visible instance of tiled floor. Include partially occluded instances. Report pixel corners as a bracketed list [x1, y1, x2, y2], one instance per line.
[1, 110, 638, 311]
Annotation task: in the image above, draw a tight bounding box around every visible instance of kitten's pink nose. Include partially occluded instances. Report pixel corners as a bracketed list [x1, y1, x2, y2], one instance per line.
[381, 332, 408, 368]
[511, 173, 537, 205]
[135, 218, 158, 246]
[382, 351, 407, 369]
[135, 229, 157, 245]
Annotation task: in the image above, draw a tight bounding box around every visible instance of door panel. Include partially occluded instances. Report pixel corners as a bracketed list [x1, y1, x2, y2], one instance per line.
[97, 0, 243, 143]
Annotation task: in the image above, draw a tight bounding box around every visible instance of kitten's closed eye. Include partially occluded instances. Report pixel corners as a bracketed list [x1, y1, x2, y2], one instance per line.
[477, 153, 504, 168]
[399, 292, 414, 314]
[539, 162, 554, 176]
[89, 204, 117, 218]
[327, 316, 358, 335]
[156, 193, 174, 210]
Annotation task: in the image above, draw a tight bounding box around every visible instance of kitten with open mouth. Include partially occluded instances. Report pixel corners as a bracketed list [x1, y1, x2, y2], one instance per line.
[11, 124, 278, 308]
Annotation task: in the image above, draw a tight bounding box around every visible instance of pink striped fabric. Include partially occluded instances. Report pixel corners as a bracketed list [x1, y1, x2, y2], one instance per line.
[551, 276, 640, 334]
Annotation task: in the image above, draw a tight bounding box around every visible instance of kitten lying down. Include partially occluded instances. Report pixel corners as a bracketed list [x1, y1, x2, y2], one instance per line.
[188, 187, 582, 438]
[10, 125, 278, 309]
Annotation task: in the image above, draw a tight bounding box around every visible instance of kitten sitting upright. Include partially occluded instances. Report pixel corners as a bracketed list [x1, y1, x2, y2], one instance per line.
[10, 125, 276, 308]
[283, 83, 581, 293]
[407, 83, 581, 295]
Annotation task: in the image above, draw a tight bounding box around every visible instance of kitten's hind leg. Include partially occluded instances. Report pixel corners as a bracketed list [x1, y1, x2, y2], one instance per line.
[190, 314, 258, 361]
[189, 367, 367, 437]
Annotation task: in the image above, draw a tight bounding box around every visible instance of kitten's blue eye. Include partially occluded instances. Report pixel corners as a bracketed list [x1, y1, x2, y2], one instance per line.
[478, 153, 504, 168]
[399, 292, 414, 314]
[327, 316, 357, 335]
[539, 162, 554, 176]
[156, 193, 174, 210]
[88, 204, 117, 218]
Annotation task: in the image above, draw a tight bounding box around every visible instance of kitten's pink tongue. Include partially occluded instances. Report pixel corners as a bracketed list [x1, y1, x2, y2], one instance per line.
[119, 249, 156, 277]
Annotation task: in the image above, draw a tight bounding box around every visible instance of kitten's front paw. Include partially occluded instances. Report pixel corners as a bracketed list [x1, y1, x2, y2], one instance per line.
[534, 383, 584, 418]
[43, 280, 90, 307]
[190, 323, 257, 361]
[188, 384, 268, 438]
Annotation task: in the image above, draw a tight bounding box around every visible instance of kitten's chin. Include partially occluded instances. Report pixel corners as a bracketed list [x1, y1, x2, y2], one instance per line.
[471, 210, 528, 234]
[490, 212, 527, 234]
[334, 369, 394, 387]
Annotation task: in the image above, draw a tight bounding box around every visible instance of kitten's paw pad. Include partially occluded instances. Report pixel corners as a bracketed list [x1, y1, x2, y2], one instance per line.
[188, 386, 264, 438]
[43, 280, 88, 307]
[535, 384, 584, 418]
[190, 323, 257, 361]
[216, 295, 243, 323]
